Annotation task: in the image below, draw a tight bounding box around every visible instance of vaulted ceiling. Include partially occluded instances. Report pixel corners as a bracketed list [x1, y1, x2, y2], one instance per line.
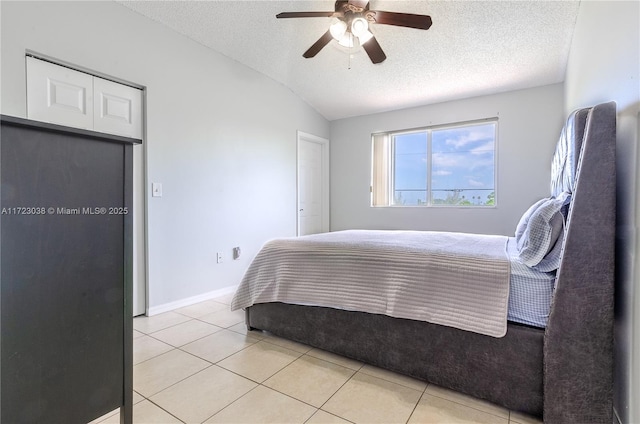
[117, 1, 581, 121]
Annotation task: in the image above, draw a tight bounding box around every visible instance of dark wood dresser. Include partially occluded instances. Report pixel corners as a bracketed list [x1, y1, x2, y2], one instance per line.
[1, 115, 137, 424]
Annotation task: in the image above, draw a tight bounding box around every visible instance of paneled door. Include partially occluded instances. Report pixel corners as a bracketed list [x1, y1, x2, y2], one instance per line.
[27, 56, 143, 139]
[26, 56, 146, 316]
[26, 57, 94, 130]
[93, 76, 143, 139]
[297, 132, 329, 236]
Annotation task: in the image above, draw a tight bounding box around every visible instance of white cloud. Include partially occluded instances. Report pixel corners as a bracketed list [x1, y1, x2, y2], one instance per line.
[443, 128, 494, 149]
[468, 179, 485, 187]
[470, 141, 494, 155]
[432, 152, 461, 167]
[433, 170, 452, 176]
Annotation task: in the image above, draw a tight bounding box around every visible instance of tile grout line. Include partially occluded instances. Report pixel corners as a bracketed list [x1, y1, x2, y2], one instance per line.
[134, 326, 244, 368]
[175, 333, 262, 366]
[315, 362, 360, 413]
[144, 397, 187, 424]
[304, 349, 365, 372]
[422, 389, 512, 421]
[259, 353, 341, 411]
[198, 384, 264, 423]
[356, 366, 427, 392]
[136, 348, 216, 399]
[145, 323, 225, 349]
[133, 313, 194, 335]
[404, 382, 430, 424]
[132, 334, 174, 366]
[199, 347, 328, 420]
[255, 361, 360, 424]
[134, 302, 239, 335]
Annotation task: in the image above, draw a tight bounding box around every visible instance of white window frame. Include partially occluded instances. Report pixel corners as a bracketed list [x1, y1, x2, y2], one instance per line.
[371, 118, 498, 208]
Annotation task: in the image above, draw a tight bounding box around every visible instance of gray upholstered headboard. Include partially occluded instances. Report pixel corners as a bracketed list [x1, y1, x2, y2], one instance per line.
[543, 101, 616, 423]
[550, 107, 591, 197]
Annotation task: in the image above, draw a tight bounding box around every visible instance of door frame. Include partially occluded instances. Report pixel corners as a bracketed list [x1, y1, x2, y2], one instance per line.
[296, 131, 330, 236]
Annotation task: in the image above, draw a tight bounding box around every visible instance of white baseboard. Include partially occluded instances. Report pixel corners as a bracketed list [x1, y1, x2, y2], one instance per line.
[147, 285, 238, 316]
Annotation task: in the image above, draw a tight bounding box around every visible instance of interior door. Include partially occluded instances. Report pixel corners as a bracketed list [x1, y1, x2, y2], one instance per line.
[297, 132, 329, 236]
[26, 56, 146, 316]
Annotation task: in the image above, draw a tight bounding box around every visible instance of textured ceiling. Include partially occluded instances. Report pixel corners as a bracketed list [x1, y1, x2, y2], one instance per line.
[117, 0, 581, 121]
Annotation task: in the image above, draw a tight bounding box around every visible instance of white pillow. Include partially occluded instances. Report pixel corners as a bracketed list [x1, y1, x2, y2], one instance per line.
[516, 193, 570, 267]
[533, 227, 565, 272]
[515, 198, 547, 242]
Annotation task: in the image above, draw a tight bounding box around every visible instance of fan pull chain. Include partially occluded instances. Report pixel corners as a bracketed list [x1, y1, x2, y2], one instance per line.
[348, 33, 353, 70]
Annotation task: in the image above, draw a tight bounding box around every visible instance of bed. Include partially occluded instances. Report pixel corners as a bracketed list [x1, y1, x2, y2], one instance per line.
[231, 101, 616, 423]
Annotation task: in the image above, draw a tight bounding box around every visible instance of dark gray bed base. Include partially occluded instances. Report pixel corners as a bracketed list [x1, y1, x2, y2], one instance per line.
[248, 303, 544, 413]
[246, 102, 616, 423]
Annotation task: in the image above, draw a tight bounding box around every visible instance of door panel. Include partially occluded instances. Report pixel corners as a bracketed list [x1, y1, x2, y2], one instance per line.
[94, 77, 143, 139]
[27, 57, 93, 130]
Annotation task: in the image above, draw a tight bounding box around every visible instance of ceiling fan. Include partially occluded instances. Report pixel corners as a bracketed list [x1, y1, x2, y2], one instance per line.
[276, 0, 432, 64]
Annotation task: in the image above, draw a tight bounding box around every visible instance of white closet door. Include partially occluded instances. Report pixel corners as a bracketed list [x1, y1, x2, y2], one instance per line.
[94, 77, 143, 139]
[26, 56, 146, 316]
[27, 57, 94, 130]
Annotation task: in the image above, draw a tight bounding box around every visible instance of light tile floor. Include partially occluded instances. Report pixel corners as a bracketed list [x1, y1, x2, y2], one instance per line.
[93, 295, 543, 424]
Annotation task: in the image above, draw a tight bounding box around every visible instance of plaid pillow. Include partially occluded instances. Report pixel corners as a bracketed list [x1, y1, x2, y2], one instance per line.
[533, 199, 571, 272]
[515, 198, 548, 241]
[517, 192, 571, 267]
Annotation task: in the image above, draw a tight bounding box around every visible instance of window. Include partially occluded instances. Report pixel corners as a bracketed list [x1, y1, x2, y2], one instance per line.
[372, 120, 497, 207]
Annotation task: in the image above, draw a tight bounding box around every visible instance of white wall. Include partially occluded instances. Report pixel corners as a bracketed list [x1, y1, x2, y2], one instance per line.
[563, 2, 640, 423]
[0, 1, 330, 311]
[330, 83, 565, 236]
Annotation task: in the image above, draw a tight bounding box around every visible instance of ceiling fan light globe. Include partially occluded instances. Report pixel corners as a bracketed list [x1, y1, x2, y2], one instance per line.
[357, 29, 373, 44]
[329, 19, 347, 40]
[337, 33, 355, 48]
[350, 17, 369, 37]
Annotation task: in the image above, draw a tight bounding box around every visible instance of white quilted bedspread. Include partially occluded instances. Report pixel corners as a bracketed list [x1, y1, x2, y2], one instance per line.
[231, 230, 511, 337]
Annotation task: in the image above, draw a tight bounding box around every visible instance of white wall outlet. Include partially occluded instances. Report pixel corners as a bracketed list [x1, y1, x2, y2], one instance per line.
[216, 252, 223, 263]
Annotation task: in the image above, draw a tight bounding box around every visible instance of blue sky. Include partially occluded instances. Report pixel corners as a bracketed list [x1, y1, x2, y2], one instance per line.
[393, 123, 495, 204]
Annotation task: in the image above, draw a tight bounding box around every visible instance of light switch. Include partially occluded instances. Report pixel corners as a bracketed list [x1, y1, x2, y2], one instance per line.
[152, 183, 163, 197]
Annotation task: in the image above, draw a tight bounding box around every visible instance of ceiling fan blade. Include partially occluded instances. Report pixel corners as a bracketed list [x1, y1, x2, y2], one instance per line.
[362, 36, 386, 64]
[369, 11, 433, 30]
[303, 30, 334, 58]
[276, 11, 336, 19]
